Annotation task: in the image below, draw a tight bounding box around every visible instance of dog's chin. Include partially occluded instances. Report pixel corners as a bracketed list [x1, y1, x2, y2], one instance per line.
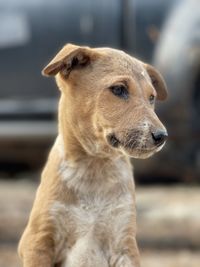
[121, 143, 165, 159]
[121, 142, 166, 159]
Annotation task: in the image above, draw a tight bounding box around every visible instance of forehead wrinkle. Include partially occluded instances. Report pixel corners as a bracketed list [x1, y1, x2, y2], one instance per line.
[96, 51, 149, 87]
[105, 60, 144, 81]
[114, 54, 147, 82]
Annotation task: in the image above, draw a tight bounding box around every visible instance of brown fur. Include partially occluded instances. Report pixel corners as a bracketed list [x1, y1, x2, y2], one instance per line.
[18, 44, 167, 267]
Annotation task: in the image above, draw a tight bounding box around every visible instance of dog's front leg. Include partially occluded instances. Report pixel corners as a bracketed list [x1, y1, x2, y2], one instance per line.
[110, 236, 140, 267]
[19, 240, 54, 267]
[22, 251, 53, 267]
[18, 221, 55, 267]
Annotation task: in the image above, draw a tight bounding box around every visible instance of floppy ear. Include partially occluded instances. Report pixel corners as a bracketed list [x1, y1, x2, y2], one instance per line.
[42, 43, 98, 77]
[145, 64, 168, 101]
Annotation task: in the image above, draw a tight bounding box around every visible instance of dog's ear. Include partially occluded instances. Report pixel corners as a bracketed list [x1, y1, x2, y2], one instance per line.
[42, 43, 98, 77]
[144, 64, 168, 101]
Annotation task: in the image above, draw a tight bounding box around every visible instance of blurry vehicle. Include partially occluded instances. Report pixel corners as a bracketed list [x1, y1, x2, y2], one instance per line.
[0, 0, 199, 181]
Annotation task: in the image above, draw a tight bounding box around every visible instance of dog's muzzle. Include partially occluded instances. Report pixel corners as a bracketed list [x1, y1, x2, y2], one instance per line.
[107, 134, 120, 148]
[107, 128, 168, 151]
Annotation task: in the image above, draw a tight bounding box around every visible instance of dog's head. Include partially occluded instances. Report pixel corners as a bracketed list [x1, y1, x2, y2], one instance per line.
[43, 44, 168, 159]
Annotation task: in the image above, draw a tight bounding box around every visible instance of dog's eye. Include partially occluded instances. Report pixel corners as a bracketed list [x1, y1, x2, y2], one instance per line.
[149, 95, 155, 104]
[109, 85, 129, 100]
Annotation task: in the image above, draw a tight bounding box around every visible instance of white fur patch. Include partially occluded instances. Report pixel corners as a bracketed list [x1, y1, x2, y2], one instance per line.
[50, 150, 135, 264]
[51, 192, 135, 265]
[59, 156, 133, 195]
[66, 233, 108, 267]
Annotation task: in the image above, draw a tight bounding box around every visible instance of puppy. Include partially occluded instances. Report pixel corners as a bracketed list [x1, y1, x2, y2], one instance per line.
[18, 44, 168, 267]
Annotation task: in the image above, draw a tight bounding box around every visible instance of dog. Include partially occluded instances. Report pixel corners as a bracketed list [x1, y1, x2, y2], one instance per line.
[18, 44, 168, 267]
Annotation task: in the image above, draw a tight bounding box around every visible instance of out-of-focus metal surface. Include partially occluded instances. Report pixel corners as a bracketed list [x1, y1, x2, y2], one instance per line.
[152, 0, 200, 181]
[0, 121, 56, 139]
[0, 0, 121, 100]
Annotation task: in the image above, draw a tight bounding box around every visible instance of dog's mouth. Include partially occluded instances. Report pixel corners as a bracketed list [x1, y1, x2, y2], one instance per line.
[107, 134, 121, 148]
[106, 132, 166, 158]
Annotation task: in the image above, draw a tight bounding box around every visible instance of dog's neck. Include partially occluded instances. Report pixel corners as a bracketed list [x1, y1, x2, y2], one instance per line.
[54, 134, 133, 196]
[57, 95, 86, 161]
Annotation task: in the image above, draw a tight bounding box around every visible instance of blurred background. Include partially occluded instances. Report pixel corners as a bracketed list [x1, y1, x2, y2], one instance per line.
[0, 0, 199, 266]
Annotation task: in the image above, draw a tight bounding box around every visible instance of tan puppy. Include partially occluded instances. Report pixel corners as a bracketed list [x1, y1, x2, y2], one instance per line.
[18, 44, 168, 267]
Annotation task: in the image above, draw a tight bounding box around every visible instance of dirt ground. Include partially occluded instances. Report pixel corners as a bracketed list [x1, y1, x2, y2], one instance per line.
[0, 178, 199, 267]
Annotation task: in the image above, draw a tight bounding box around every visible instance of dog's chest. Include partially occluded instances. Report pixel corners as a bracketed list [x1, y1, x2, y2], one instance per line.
[51, 191, 134, 262]
[51, 190, 134, 236]
[50, 157, 135, 261]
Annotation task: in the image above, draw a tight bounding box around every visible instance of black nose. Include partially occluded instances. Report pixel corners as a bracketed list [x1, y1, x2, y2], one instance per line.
[152, 130, 168, 146]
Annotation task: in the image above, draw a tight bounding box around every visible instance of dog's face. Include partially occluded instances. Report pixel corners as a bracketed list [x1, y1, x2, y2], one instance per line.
[43, 44, 168, 159]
